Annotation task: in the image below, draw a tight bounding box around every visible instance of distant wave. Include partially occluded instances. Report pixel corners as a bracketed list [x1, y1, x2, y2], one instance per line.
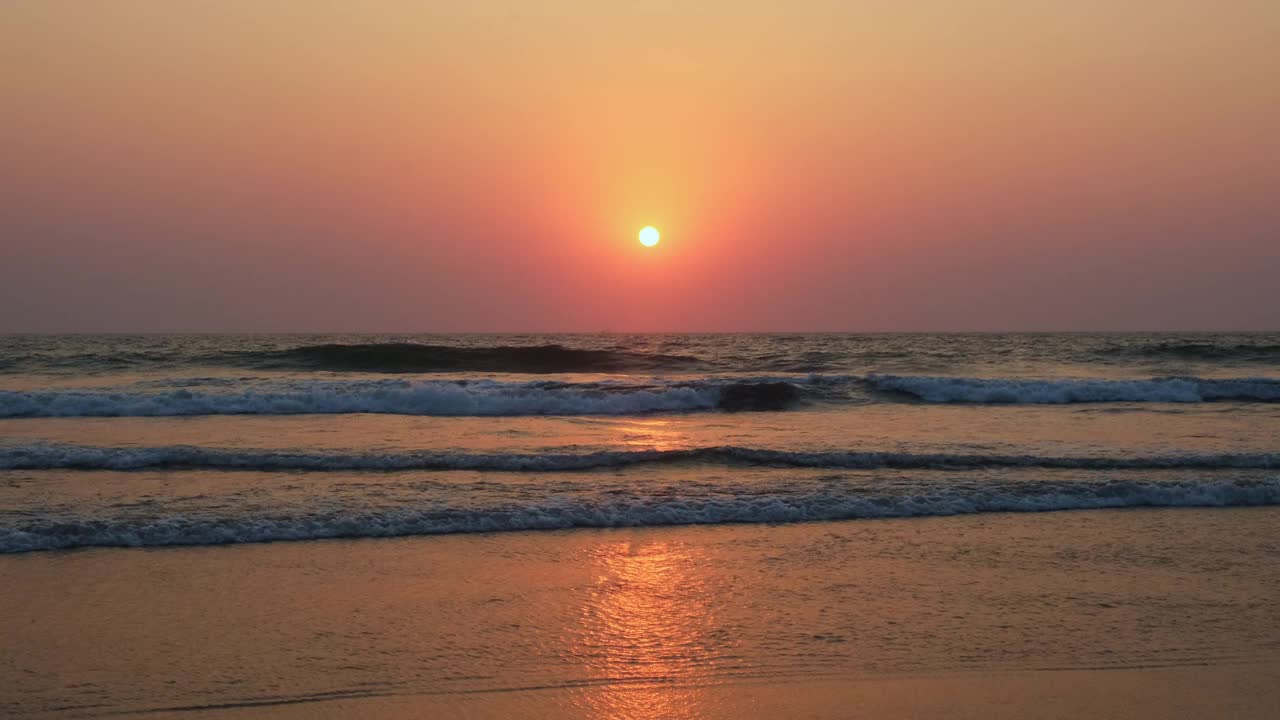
[869, 375, 1280, 404]
[234, 343, 703, 373]
[0, 378, 811, 418]
[4, 477, 1277, 552]
[8, 335, 1280, 379]
[6, 443, 1280, 472]
[1098, 341, 1280, 362]
[0, 342, 707, 375]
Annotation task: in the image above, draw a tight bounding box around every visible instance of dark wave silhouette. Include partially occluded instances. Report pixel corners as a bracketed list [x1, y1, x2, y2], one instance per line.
[237, 343, 703, 374]
[716, 381, 802, 410]
[867, 375, 1280, 403]
[7, 335, 1280, 378]
[1100, 341, 1280, 362]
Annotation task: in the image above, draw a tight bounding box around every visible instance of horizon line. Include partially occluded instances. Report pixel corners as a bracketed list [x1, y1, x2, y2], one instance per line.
[3, 329, 1278, 336]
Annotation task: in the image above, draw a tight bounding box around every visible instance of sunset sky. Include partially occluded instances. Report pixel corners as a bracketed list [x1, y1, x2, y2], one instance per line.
[2, 1, 1277, 332]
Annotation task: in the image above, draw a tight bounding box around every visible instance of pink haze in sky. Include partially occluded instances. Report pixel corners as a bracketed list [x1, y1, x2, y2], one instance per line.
[1, 1, 1277, 332]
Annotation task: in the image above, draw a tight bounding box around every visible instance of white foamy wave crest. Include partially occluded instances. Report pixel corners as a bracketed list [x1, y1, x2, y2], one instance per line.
[4, 374, 1278, 417]
[5, 443, 1280, 472]
[0, 380, 726, 418]
[4, 479, 1277, 552]
[869, 375, 1280, 404]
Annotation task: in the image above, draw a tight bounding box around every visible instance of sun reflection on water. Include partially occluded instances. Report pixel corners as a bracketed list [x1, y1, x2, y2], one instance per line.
[571, 540, 725, 719]
[615, 418, 691, 452]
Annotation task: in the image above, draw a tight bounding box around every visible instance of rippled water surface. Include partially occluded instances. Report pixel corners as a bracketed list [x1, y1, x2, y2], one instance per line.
[1, 333, 1278, 552]
[3, 333, 1280, 718]
[4, 512, 1278, 717]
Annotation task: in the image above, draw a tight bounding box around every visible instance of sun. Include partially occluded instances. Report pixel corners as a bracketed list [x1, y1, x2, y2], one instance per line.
[638, 226, 660, 247]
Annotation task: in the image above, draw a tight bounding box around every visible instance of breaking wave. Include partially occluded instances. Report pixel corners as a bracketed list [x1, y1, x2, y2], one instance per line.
[6, 374, 1280, 417]
[4, 477, 1277, 552]
[869, 375, 1280, 404]
[0, 378, 812, 418]
[5, 443, 1280, 472]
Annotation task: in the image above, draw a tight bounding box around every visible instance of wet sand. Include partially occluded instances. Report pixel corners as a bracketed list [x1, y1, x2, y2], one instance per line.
[141, 666, 1280, 720]
[3, 507, 1279, 718]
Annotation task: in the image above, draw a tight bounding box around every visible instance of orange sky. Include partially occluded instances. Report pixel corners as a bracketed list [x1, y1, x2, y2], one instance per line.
[2, 1, 1277, 331]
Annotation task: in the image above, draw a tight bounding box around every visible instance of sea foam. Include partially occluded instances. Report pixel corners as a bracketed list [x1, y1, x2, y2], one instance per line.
[4, 477, 1277, 552]
[2, 374, 1278, 418]
[0, 380, 728, 417]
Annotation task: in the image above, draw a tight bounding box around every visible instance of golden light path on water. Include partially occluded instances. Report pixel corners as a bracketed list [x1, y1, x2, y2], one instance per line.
[615, 417, 692, 452]
[571, 540, 724, 719]
[559, 416, 717, 717]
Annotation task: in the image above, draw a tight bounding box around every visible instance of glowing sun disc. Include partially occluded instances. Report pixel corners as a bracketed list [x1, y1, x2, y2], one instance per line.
[639, 226, 660, 247]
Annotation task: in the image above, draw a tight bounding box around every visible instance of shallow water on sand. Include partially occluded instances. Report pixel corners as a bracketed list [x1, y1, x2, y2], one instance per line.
[2, 510, 1278, 717]
[2, 334, 1279, 716]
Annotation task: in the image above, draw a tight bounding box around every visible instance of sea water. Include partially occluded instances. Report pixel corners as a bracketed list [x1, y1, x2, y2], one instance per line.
[1, 333, 1279, 552]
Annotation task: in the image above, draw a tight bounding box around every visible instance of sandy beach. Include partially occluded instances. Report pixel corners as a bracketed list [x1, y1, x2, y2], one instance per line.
[6, 0, 1280, 714]
[5, 507, 1278, 719]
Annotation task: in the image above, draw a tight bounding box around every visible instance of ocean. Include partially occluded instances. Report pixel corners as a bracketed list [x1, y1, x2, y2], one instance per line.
[2, 333, 1278, 552]
[4, 333, 1280, 718]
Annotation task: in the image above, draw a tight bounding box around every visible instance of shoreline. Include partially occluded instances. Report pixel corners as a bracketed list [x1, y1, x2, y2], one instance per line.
[6, 482, 1278, 555]
[4, 508, 1279, 718]
[129, 664, 1280, 720]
